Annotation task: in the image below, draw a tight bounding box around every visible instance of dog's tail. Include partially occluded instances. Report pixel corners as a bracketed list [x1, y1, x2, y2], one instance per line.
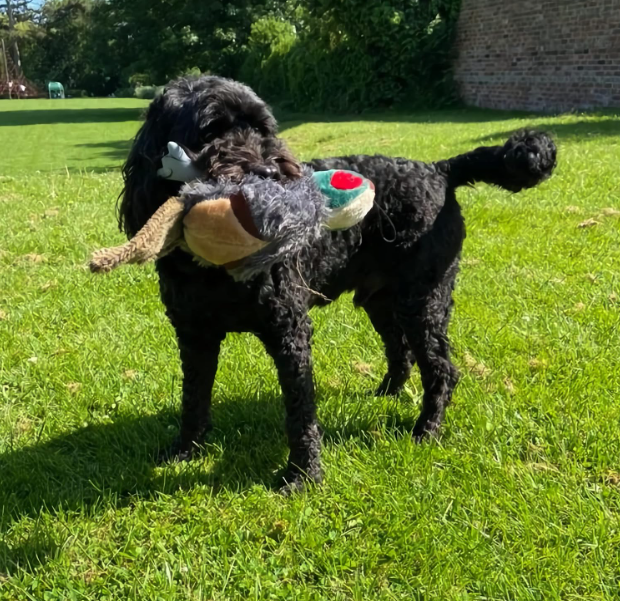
[441, 130, 557, 193]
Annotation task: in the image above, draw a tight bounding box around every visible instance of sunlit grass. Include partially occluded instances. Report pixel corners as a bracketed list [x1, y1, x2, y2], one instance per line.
[0, 99, 619, 599]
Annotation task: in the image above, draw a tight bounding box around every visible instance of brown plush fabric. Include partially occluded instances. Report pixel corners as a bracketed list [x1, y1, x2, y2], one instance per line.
[90, 197, 184, 272]
[90, 192, 270, 273]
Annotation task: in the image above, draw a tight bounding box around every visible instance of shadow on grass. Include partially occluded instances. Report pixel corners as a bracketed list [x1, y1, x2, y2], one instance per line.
[0, 107, 145, 127]
[0, 387, 416, 572]
[64, 106, 546, 171]
[469, 115, 620, 144]
[0, 397, 282, 573]
[37, 107, 618, 174]
[276, 107, 546, 133]
[74, 139, 133, 164]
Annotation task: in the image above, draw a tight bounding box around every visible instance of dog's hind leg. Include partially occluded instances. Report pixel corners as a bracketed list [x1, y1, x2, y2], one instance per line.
[258, 310, 322, 494]
[395, 265, 460, 442]
[360, 289, 414, 396]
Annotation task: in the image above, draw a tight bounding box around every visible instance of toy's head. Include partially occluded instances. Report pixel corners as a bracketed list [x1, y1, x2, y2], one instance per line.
[181, 170, 327, 279]
[90, 167, 375, 281]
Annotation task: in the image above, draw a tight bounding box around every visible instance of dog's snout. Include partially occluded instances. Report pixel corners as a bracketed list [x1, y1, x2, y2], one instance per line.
[253, 165, 279, 179]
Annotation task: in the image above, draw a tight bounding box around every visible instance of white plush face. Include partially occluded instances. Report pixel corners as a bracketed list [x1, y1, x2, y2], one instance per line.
[324, 186, 375, 230]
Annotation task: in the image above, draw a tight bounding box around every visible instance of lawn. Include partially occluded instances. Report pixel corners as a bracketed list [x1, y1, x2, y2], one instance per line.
[0, 98, 619, 600]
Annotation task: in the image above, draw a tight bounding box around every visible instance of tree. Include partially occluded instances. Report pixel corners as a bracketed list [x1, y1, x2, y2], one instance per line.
[1, 0, 40, 78]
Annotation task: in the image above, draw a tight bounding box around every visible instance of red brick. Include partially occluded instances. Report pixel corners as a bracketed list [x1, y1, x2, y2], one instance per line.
[453, 0, 620, 110]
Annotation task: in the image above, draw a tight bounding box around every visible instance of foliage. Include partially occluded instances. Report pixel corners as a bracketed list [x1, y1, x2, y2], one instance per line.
[134, 84, 163, 99]
[238, 16, 297, 101]
[9, 0, 462, 110]
[240, 0, 462, 111]
[114, 86, 135, 98]
[65, 87, 89, 97]
[1, 100, 620, 598]
[17, 0, 119, 94]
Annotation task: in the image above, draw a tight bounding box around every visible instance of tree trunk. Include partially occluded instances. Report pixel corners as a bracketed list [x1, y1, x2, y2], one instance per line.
[5, 0, 24, 79]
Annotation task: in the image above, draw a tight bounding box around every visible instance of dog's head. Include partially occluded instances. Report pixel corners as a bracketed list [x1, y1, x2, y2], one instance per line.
[188, 129, 302, 183]
[118, 76, 301, 237]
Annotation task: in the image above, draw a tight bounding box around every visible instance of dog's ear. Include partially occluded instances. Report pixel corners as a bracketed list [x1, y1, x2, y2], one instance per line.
[117, 96, 182, 238]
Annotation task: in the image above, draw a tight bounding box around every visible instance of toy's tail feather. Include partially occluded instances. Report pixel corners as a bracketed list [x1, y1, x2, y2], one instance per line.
[443, 130, 557, 193]
[90, 197, 184, 273]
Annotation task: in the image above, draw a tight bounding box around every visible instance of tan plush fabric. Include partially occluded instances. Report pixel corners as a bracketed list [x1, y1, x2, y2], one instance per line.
[183, 198, 267, 266]
[90, 195, 268, 273]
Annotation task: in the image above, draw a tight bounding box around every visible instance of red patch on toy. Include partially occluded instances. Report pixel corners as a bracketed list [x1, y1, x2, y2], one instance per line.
[331, 170, 363, 190]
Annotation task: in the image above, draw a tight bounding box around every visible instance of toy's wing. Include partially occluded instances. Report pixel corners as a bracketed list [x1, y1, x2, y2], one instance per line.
[90, 197, 184, 272]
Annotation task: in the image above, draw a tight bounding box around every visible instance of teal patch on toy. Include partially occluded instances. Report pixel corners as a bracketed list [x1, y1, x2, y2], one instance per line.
[313, 169, 375, 230]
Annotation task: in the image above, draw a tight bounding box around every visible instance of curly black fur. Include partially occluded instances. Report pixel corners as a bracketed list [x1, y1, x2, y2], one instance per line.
[117, 76, 557, 493]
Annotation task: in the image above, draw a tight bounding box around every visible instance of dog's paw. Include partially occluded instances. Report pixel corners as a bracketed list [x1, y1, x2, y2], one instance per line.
[157, 438, 202, 464]
[411, 414, 443, 444]
[277, 465, 323, 496]
[374, 377, 404, 397]
[373, 367, 412, 397]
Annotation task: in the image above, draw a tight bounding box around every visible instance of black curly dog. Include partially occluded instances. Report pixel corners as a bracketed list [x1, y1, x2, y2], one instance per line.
[118, 76, 557, 492]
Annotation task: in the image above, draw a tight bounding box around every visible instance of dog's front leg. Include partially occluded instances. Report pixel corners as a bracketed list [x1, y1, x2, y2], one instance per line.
[162, 328, 224, 461]
[259, 313, 322, 494]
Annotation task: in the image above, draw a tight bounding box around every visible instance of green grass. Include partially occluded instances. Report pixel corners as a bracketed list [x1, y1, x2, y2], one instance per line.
[0, 98, 148, 175]
[1, 98, 620, 600]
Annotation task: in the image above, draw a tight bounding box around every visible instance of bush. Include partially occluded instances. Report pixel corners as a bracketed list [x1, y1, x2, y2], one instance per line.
[128, 73, 151, 87]
[114, 87, 135, 98]
[238, 0, 462, 112]
[182, 67, 203, 78]
[134, 85, 163, 99]
[66, 89, 89, 98]
[238, 17, 296, 101]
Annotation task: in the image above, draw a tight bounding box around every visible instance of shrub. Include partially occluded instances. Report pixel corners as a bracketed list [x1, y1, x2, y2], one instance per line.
[238, 0, 462, 112]
[134, 85, 163, 99]
[114, 87, 135, 98]
[238, 17, 297, 101]
[66, 89, 89, 98]
[128, 73, 152, 87]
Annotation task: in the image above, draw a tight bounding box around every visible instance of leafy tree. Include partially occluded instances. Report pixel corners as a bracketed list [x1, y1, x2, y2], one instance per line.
[12, 0, 463, 109]
[240, 0, 462, 111]
[0, 0, 41, 78]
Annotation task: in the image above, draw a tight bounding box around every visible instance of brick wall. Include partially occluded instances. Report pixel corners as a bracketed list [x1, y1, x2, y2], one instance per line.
[454, 0, 620, 111]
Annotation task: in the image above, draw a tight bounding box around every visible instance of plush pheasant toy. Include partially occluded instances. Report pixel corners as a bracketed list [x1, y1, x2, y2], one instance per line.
[90, 143, 375, 280]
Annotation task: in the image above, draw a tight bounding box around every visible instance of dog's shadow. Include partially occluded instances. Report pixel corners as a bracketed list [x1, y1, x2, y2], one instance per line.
[0, 395, 284, 573]
[1, 396, 285, 516]
[0, 389, 415, 572]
